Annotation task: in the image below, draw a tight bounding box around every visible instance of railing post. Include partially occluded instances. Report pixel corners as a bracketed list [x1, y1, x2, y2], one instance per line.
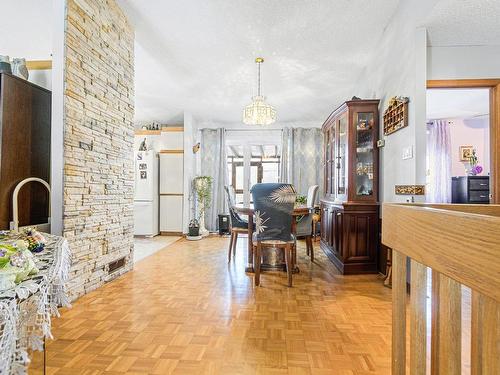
[392, 249, 407, 375]
[471, 292, 500, 375]
[410, 260, 427, 375]
[432, 272, 461, 374]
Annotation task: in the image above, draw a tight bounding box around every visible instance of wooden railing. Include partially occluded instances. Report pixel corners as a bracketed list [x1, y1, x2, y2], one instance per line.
[382, 203, 500, 375]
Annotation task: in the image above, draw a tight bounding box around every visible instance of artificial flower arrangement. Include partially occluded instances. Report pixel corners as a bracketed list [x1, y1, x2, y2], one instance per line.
[0, 228, 46, 291]
[468, 149, 483, 176]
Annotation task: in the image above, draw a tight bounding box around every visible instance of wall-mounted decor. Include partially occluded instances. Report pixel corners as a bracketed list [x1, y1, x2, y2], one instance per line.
[383, 96, 409, 136]
[395, 185, 425, 195]
[459, 145, 474, 161]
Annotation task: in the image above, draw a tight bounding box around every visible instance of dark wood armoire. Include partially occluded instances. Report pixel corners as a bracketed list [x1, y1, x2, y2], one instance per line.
[320, 99, 380, 274]
[0, 73, 51, 230]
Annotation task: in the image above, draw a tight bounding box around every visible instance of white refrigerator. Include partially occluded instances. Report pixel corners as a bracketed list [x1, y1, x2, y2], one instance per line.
[134, 151, 159, 236]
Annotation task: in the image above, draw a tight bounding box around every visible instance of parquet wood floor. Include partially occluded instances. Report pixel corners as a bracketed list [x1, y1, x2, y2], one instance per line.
[29, 236, 392, 374]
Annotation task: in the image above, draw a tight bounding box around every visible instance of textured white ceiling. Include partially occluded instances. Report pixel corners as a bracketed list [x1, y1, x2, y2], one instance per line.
[426, 88, 490, 119]
[118, 0, 401, 124]
[425, 0, 500, 47]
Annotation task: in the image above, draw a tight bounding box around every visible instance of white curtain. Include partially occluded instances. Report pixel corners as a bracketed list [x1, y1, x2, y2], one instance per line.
[280, 127, 324, 200]
[199, 128, 228, 231]
[427, 120, 452, 203]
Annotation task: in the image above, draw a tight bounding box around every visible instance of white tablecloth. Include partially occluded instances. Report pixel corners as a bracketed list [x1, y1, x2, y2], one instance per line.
[0, 233, 71, 374]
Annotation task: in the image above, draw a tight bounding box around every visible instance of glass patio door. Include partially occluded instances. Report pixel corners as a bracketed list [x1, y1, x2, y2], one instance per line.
[226, 134, 282, 205]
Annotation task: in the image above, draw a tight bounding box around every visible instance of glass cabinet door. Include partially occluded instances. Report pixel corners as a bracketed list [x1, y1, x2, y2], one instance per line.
[330, 125, 336, 196]
[355, 112, 375, 197]
[325, 129, 332, 195]
[336, 115, 347, 199]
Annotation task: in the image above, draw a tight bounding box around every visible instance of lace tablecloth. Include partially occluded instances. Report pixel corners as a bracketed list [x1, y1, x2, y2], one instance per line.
[0, 233, 71, 375]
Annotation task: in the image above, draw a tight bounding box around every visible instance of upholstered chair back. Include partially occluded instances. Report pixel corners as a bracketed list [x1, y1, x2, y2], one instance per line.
[251, 183, 296, 242]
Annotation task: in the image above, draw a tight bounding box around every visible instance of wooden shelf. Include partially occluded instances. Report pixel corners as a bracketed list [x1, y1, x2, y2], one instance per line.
[134, 127, 184, 136]
[134, 129, 161, 135]
[162, 126, 184, 132]
[159, 150, 184, 154]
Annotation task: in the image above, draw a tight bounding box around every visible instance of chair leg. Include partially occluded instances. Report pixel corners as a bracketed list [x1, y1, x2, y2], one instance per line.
[228, 232, 234, 262]
[285, 243, 292, 287]
[254, 242, 261, 286]
[306, 239, 310, 256]
[307, 235, 314, 262]
[233, 232, 238, 256]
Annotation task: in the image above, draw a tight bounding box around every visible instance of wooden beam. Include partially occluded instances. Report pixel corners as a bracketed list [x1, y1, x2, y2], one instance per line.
[427, 79, 500, 89]
[26, 60, 52, 70]
[491, 83, 500, 203]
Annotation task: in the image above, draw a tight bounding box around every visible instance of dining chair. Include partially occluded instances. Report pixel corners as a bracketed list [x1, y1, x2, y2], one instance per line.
[251, 183, 296, 287]
[295, 185, 319, 261]
[224, 185, 249, 262]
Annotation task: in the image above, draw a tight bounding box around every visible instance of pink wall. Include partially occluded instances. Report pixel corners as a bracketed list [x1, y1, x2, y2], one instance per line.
[449, 116, 490, 177]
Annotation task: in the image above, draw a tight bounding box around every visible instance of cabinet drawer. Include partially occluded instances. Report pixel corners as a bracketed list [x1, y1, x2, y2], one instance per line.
[469, 190, 490, 203]
[469, 178, 489, 191]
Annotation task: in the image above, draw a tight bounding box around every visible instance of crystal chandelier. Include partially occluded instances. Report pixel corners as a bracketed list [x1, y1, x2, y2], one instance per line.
[243, 57, 276, 125]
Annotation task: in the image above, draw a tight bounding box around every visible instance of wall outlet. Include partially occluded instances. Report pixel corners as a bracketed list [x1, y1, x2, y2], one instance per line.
[377, 139, 385, 147]
[402, 146, 413, 160]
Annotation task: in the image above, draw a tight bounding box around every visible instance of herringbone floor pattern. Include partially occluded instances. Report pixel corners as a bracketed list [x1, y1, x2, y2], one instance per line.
[29, 236, 392, 374]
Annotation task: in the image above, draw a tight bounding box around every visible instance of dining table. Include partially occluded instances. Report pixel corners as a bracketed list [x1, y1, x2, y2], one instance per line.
[232, 204, 311, 273]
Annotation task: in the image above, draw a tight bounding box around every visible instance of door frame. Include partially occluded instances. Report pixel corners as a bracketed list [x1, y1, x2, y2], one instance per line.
[427, 79, 500, 203]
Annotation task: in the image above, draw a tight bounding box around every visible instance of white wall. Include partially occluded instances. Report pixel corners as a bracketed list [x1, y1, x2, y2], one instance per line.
[355, 1, 440, 204]
[447, 116, 490, 177]
[195, 120, 321, 131]
[428, 45, 500, 80]
[183, 112, 196, 233]
[50, 0, 66, 235]
[0, 0, 53, 90]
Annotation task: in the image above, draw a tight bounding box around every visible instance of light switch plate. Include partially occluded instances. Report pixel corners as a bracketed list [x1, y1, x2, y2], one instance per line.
[377, 139, 385, 147]
[402, 146, 413, 160]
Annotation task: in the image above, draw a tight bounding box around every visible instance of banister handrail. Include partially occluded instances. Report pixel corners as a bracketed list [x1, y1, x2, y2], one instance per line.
[382, 203, 500, 302]
[382, 202, 500, 375]
[11, 177, 51, 232]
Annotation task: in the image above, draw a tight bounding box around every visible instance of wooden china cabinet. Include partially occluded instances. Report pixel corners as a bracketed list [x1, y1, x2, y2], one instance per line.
[320, 99, 380, 274]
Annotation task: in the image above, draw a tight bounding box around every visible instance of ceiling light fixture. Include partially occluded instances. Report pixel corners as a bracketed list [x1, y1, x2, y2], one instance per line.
[243, 57, 276, 125]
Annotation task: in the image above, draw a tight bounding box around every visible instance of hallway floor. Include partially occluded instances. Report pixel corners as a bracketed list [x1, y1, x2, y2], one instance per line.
[30, 237, 392, 375]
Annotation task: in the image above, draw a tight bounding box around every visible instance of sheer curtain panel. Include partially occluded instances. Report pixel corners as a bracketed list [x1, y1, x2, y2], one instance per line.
[200, 128, 228, 231]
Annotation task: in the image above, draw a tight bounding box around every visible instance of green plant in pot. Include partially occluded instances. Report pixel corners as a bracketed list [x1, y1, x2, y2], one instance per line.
[193, 176, 213, 237]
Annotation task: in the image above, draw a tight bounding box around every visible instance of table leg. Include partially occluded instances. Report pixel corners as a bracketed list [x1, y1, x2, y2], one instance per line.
[291, 218, 299, 273]
[245, 214, 254, 273]
[43, 336, 47, 375]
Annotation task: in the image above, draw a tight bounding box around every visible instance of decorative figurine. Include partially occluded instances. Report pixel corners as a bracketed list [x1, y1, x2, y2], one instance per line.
[11, 58, 28, 80]
[139, 138, 147, 151]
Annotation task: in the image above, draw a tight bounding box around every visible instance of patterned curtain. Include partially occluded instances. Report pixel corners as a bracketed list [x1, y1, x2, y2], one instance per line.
[199, 128, 228, 231]
[280, 127, 323, 200]
[426, 120, 452, 203]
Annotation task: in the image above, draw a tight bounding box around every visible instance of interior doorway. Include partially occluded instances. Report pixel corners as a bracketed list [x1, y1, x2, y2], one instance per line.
[426, 79, 500, 204]
[426, 88, 491, 203]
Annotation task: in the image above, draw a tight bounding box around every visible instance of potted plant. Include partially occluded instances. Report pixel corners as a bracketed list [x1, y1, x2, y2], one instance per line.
[193, 176, 213, 237]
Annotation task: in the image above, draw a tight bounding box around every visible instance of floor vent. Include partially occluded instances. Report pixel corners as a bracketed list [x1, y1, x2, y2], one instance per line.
[108, 257, 126, 274]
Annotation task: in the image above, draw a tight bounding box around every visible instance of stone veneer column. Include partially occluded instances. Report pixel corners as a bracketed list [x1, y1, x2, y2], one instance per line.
[63, 0, 134, 299]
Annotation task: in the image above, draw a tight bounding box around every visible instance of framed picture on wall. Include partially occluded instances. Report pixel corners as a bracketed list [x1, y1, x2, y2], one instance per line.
[459, 145, 474, 161]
